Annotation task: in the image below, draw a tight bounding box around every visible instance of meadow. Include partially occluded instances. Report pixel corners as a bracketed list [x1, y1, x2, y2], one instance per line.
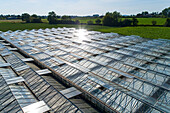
[132, 18, 166, 25]
[73, 17, 167, 25]
[0, 19, 22, 23]
[0, 22, 169, 39]
[42, 17, 167, 25]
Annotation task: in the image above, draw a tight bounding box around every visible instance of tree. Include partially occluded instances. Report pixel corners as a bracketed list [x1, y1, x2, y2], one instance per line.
[17, 15, 21, 19]
[102, 12, 114, 26]
[56, 15, 61, 18]
[47, 11, 57, 24]
[95, 19, 101, 24]
[60, 15, 75, 24]
[136, 13, 142, 17]
[61, 15, 71, 21]
[87, 20, 93, 25]
[31, 14, 38, 18]
[132, 17, 138, 26]
[142, 11, 149, 15]
[21, 13, 30, 23]
[75, 20, 80, 24]
[121, 19, 132, 26]
[102, 11, 121, 26]
[162, 7, 170, 17]
[30, 14, 42, 23]
[152, 20, 157, 26]
[164, 18, 170, 27]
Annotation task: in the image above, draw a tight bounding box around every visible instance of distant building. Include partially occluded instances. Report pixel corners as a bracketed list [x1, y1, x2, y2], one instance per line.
[6, 17, 17, 20]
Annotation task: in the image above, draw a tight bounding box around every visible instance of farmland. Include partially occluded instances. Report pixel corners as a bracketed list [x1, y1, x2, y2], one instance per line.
[0, 22, 169, 39]
[0, 17, 169, 39]
[42, 17, 167, 25]
[73, 17, 167, 25]
[131, 18, 166, 25]
[1, 17, 167, 25]
[0, 19, 22, 23]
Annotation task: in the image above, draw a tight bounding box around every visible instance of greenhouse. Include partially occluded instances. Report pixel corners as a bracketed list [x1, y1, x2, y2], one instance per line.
[0, 28, 169, 113]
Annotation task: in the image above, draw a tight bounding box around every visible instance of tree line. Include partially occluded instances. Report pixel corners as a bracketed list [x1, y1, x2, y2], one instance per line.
[22, 14, 42, 23]
[1, 7, 169, 27]
[45, 11, 169, 27]
[20, 10, 170, 27]
[102, 12, 139, 27]
[102, 11, 170, 27]
[1, 7, 169, 20]
[134, 7, 170, 18]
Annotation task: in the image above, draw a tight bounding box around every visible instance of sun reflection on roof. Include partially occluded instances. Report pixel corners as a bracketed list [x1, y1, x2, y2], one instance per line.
[74, 29, 88, 42]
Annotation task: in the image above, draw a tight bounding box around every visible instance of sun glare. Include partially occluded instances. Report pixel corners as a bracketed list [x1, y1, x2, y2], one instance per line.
[75, 29, 88, 42]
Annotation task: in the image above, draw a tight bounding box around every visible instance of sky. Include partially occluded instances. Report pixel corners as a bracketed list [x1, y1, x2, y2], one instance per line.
[0, 0, 169, 16]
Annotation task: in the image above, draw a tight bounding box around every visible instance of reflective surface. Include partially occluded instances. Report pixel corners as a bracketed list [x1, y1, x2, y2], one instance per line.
[0, 28, 170, 113]
[0, 42, 83, 113]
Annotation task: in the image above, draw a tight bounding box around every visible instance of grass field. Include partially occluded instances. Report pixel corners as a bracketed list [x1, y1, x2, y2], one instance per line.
[42, 17, 167, 25]
[73, 17, 167, 25]
[0, 22, 169, 39]
[72, 17, 98, 24]
[0, 19, 22, 23]
[1, 17, 167, 25]
[133, 18, 166, 25]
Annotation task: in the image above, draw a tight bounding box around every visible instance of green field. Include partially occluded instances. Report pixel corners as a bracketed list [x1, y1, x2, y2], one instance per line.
[42, 19, 48, 23]
[73, 17, 166, 25]
[72, 17, 98, 23]
[0, 22, 169, 39]
[42, 18, 99, 24]
[0, 19, 22, 23]
[1, 17, 167, 25]
[42, 17, 166, 25]
[125, 18, 166, 25]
